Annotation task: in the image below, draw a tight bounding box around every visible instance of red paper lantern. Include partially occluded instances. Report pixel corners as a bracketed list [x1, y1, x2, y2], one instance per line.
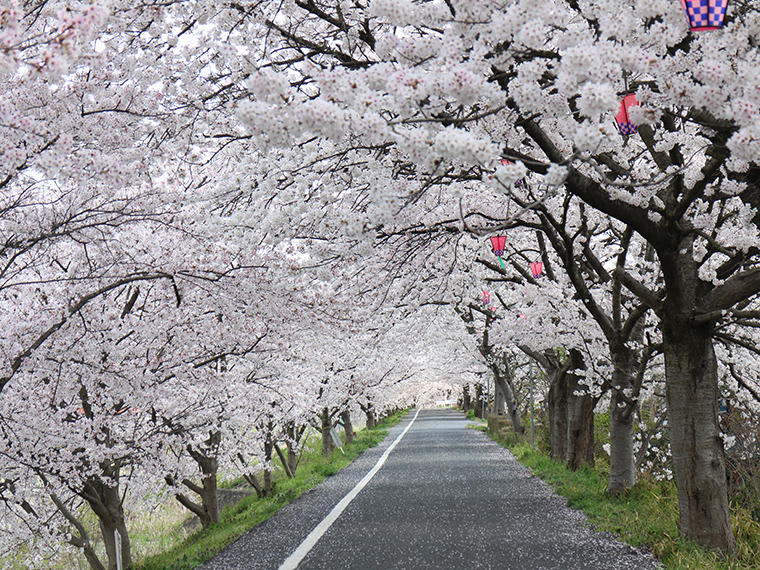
[680, 0, 728, 31]
[490, 236, 507, 257]
[530, 262, 543, 278]
[615, 94, 639, 136]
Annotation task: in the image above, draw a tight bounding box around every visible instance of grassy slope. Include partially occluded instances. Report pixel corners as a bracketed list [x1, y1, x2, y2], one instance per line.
[137, 410, 408, 570]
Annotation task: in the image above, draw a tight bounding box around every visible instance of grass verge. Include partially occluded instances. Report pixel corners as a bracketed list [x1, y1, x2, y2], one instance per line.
[496, 435, 760, 570]
[137, 409, 409, 570]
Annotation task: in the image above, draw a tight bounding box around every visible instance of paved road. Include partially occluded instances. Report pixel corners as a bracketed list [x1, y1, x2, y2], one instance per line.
[202, 409, 660, 569]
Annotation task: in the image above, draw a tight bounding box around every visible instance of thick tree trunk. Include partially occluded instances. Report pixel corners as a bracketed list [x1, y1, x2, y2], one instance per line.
[361, 403, 376, 429]
[177, 431, 221, 526]
[493, 381, 505, 415]
[82, 473, 131, 570]
[654, 236, 736, 552]
[199, 456, 220, 525]
[473, 383, 486, 418]
[546, 350, 594, 469]
[547, 364, 568, 462]
[493, 366, 523, 434]
[461, 385, 472, 412]
[566, 369, 595, 470]
[99, 501, 131, 570]
[285, 422, 304, 475]
[341, 409, 354, 445]
[663, 319, 735, 552]
[320, 407, 335, 457]
[607, 349, 637, 495]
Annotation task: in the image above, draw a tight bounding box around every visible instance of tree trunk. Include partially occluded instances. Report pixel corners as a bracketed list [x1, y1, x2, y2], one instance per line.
[655, 236, 736, 552]
[493, 382, 506, 415]
[607, 348, 637, 495]
[565, 367, 595, 470]
[493, 365, 523, 434]
[663, 318, 735, 552]
[199, 454, 220, 525]
[546, 349, 594, 470]
[98, 499, 131, 570]
[82, 473, 131, 570]
[320, 407, 335, 457]
[341, 409, 354, 445]
[461, 384, 472, 412]
[473, 383, 486, 418]
[361, 403, 376, 429]
[285, 422, 303, 475]
[263, 434, 274, 495]
[274, 443, 295, 478]
[179, 431, 221, 526]
[547, 362, 568, 462]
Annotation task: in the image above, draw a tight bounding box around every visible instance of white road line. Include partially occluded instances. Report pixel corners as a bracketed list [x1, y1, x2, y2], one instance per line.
[278, 408, 421, 570]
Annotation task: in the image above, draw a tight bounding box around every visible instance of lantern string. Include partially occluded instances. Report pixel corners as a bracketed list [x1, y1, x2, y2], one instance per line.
[498, 256, 506, 270]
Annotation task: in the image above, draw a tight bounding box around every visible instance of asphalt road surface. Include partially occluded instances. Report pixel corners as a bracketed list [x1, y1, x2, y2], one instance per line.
[201, 408, 661, 569]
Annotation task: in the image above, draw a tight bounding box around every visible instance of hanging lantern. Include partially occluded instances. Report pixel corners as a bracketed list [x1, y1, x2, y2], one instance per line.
[490, 236, 506, 256]
[680, 0, 728, 31]
[489, 236, 507, 269]
[615, 94, 639, 135]
[530, 261, 543, 279]
[481, 291, 491, 307]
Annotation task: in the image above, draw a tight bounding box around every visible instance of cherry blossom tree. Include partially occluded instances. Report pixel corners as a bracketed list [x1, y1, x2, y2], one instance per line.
[7, 0, 760, 557]
[213, 0, 760, 552]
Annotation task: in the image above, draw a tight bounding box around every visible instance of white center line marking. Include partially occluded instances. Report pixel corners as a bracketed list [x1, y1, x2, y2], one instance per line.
[278, 408, 421, 570]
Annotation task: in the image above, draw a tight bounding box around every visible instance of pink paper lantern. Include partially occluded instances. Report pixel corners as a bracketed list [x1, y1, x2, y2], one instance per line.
[490, 236, 507, 257]
[530, 262, 543, 278]
[615, 94, 639, 136]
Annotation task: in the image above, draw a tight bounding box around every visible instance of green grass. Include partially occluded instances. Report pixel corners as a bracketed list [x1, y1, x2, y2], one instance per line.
[502, 440, 760, 570]
[464, 408, 481, 422]
[136, 409, 408, 570]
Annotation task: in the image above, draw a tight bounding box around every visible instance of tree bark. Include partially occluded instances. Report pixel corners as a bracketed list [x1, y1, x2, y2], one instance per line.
[285, 422, 304, 475]
[607, 348, 637, 495]
[275, 444, 294, 478]
[198, 453, 220, 526]
[341, 409, 354, 445]
[493, 381, 506, 415]
[180, 431, 221, 526]
[546, 358, 568, 462]
[655, 236, 736, 552]
[663, 318, 735, 551]
[263, 435, 274, 495]
[81, 471, 131, 570]
[461, 384, 472, 412]
[320, 407, 335, 457]
[361, 403, 376, 429]
[545, 349, 595, 469]
[98, 499, 131, 570]
[492, 363, 523, 434]
[565, 363, 595, 470]
[474, 383, 486, 418]
[46, 482, 105, 570]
